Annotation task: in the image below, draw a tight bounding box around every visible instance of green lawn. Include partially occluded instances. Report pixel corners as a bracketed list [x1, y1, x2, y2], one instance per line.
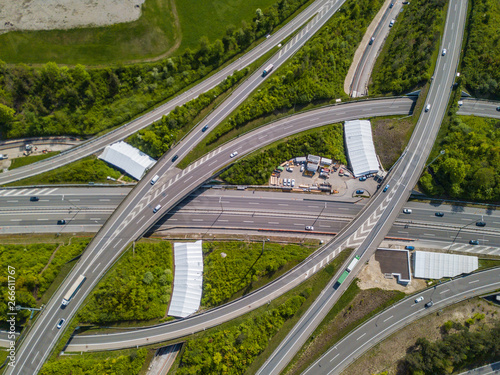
[0, 0, 277, 65]
[8, 152, 59, 170]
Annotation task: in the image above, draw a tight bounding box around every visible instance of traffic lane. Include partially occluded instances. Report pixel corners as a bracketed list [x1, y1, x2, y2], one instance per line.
[0, 0, 331, 187]
[0, 211, 111, 227]
[305, 268, 500, 375]
[456, 361, 500, 375]
[458, 99, 500, 119]
[0, 196, 124, 209]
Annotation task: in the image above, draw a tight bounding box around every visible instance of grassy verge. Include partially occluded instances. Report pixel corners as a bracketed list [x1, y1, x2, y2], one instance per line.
[8, 152, 59, 170]
[479, 258, 500, 270]
[5, 155, 134, 187]
[283, 282, 405, 375]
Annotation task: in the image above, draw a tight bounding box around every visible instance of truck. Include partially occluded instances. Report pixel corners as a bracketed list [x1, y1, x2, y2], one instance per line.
[347, 255, 361, 272]
[62, 275, 86, 306]
[337, 270, 349, 285]
[262, 64, 274, 77]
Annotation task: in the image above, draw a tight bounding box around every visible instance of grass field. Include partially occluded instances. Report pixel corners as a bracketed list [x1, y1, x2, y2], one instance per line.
[8, 152, 59, 170]
[0, 0, 278, 65]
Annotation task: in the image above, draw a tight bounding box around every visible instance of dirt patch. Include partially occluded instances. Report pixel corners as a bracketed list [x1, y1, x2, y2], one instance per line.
[357, 253, 426, 293]
[372, 117, 414, 169]
[341, 298, 500, 375]
[0, 0, 145, 32]
[285, 286, 402, 375]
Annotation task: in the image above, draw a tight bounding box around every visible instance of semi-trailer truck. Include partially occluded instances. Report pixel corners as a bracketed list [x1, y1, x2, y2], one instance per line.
[262, 64, 274, 77]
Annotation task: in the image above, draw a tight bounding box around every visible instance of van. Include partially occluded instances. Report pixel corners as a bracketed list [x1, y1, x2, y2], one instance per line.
[151, 175, 160, 185]
[425, 104, 431, 112]
[153, 204, 161, 213]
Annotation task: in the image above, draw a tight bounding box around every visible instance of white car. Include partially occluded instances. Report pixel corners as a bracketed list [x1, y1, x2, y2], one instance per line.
[415, 296, 424, 303]
[442, 48, 447, 56]
[425, 104, 431, 112]
[305, 226, 314, 231]
[230, 151, 238, 158]
[57, 318, 66, 329]
[389, 19, 395, 27]
[291, 179, 295, 187]
[403, 208, 412, 214]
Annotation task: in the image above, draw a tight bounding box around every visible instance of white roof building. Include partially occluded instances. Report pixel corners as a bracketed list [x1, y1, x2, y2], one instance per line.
[98, 141, 156, 180]
[168, 240, 204, 318]
[344, 120, 379, 177]
[413, 251, 478, 279]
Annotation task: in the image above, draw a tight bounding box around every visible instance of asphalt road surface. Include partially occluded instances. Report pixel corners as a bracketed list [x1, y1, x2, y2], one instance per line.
[257, 1, 468, 373]
[458, 99, 500, 119]
[456, 361, 500, 375]
[302, 267, 500, 375]
[0, 0, 332, 186]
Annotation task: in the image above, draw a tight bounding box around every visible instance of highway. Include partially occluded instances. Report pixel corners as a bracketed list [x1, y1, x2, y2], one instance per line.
[457, 361, 500, 375]
[302, 268, 500, 375]
[257, 0, 468, 373]
[1, 189, 499, 252]
[0, 0, 333, 186]
[458, 98, 500, 119]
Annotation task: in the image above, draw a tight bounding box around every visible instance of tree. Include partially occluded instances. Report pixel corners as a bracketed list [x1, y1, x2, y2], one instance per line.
[0, 103, 15, 125]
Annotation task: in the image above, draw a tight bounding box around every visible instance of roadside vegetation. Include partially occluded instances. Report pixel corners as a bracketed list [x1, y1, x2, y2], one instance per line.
[40, 348, 147, 375]
[0, 238, 89, 325]
[284, 282, 405, 375]
[0, 0, 310, 140]
[8, 151, 59, 170]
[419, 115, 500, 202]
[182, 0, 383, 163]
[370, 0, 447, 95]
[6, 156, 131, 187]
[202, 241, 314, 307]
[78, 241, 173, 324]
[219, 124, 346, 185]
[462, 0, 500, 99]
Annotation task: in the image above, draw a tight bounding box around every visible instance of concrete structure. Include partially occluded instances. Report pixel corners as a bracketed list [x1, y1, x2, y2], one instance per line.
[307, 154, 320, 164]
[344, 120, 379, 177]
[320, 157, 332, 166]
[375, 248, 411, 285]
[413, 251, 478, 279]
[98, 141, 156, 180]
[306, 162, 319, 172]
[295, 156, 307, 164]
[168, 240, 204, 318]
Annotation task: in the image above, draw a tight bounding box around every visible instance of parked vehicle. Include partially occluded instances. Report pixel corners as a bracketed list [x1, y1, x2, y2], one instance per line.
[0, 154, 8, 160]
[405, 245, 415, 250]
[300, 165, 305, 172]
[359, 176, 367, 181]
[383, 184, 390, 192]
[356, 189, 365, 195]
[291, 179, 295, 187]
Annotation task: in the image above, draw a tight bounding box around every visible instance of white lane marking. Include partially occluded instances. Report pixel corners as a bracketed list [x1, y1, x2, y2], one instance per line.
[208, 160, 218, 167]
[330, 353, 340, 363]
[99, 199, 110, 202]
[249, 203, 260, 205]
[37, 219, 49, 221]
[31, 351, 39, 364]
[10, 219, 22, 222]
[243, 220, 254, 223]
[269, 222, 279, 224]
[294, 223, 305, 226]
[423, 233, 435, 236]
[168, 218, 177, 221]
[112, 239, 123, 249]
[356, 332, 366, 341]
[468, 280, 479, 284]
[7, 200, 18, 203]
[136, 215, 144, 222]
[278, 204, 289, 206]
[92, 262, 101, 274]
[90, 218, 101, 221]
[308, 205, 319, 208]
[192, 219, 203, 222]
[440, 289, 450, 294]
[69, 199, 80, 202]
[383, 315, 393, 323]
[218, 219, 228, 222]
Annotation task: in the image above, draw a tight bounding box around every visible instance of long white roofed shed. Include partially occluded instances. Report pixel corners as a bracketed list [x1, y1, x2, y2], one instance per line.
[413, 251, 478, 279]
[168, 240, 204, 318]
[344, 120, 379, 177]
[98, 141, 156, 180]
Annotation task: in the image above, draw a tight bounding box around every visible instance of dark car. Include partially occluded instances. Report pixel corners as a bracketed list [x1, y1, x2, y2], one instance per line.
[435, 212, 444, 217]
[405, 245, 415, 250]
[30, 196, 39, 202]
[476, 221, 486, 227]
[469, 240, 479, 245]
[369, 37, 375, 45]
[57, 219, 66, 225]
[425, 301, 433, 308]
[202, 125, 209, 132]
[389, 2, 394, 7]
[496, 106, 500, 111]
[359, 176, 367, 181]
[356, 189, 365, 195]
[383, 184, 390, 192]
[171, 155, 179, 162]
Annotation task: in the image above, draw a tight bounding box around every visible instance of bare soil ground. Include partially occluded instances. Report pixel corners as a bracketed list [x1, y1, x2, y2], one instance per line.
[372, 117, 414, 169]
[341, 298, 500, 375]
[357, 253, 427, 294]
[0, 0, 145, 32]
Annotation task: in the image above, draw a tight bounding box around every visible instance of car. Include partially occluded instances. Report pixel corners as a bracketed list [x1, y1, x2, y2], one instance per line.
[356, 189, 365, 195]
[389, 19, 395, 27]
[435, 212, 444, 217]
[389, 2, 394, 7]
[30, 196, 39, 202]
[383, 184, 390, 192]
[469, 240, 479, 245]
[57, 318, 66, 329]
[369, 37, 375, 45]
[442, 48, 447, 56]
[405, 245, 415, 250]
[425, 104, 431, 112]
[403, 208, 412, 214]
[425, 301, 434, 308]
[291, 179, 295, 187]
[287, 178, 291, 186]
[305, 226, 314, 231]
[415, 296, 424, 303]
[153, 204, 161, 213]
[286, 167, 293, 172]
[359, 176, 367, 181]
[476, 221, 486, 227]
[202, 125, 209, 132]
[171, 155, 179, 162]
[496, 106, 500, 112]
[57, 219, 66, 225]
[402, 1, 410, 4]
[230, 151, 238, 158]
[300, 165, 305, 172]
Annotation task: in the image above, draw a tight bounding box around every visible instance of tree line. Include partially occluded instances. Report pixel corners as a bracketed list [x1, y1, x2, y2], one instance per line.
[0, 0, 310, 140]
